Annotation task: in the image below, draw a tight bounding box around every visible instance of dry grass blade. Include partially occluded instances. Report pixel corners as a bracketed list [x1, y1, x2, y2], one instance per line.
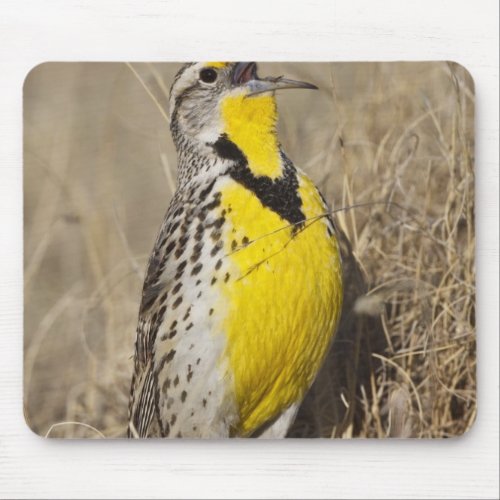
[45, 421, 106, 438]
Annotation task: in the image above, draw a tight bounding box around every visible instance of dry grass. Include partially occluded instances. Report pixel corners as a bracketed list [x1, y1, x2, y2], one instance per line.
[23, 61, 475, 438]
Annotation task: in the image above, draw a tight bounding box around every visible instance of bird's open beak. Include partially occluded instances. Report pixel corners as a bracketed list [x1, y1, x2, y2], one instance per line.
[232, 62, 318, 97]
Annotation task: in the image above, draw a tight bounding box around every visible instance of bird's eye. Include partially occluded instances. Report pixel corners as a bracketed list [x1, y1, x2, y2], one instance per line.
[199, 68, 218, 84]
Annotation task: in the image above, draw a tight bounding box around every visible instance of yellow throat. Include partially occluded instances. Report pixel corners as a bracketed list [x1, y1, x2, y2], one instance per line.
[221, 93, 282, 179]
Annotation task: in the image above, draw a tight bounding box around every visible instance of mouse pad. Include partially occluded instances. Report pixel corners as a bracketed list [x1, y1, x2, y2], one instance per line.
[23, 62, 476, 438]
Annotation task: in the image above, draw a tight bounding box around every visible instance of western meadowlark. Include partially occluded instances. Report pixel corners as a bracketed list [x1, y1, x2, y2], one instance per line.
[128, 62, 343, 438]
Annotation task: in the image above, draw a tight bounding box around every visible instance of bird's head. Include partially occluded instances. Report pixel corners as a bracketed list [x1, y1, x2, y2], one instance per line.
[169, 62, 317, 162]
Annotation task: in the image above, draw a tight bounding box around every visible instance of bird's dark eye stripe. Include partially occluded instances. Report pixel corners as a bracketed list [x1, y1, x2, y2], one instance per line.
[199, 68, 218, 84]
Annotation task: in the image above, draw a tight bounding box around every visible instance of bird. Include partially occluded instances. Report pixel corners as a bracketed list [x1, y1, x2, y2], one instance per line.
[128, 62, 343, 438]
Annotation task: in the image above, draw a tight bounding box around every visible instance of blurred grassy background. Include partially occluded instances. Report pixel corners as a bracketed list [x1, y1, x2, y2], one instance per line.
[23, 62, 475, 438]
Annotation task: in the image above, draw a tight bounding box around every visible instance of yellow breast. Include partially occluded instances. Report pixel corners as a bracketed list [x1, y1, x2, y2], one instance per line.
[217, 174, 343, 436]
